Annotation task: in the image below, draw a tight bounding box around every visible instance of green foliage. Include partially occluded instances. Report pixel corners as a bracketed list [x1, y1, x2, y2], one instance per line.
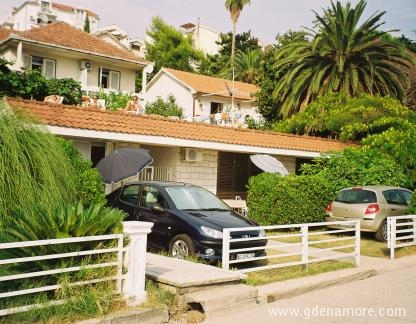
[0, 99, 77, 225]
[409, 190, 416, 214]
[254, 31, 308, 122]
[300, 147, 410, 190]
[145, 94, 184, 118]
[84, 14, 90, 33]
[362, 124, 416, 188]
[217, 31, 260, 57]
[95, 89, 131, 111]
[272, 94, 415, 141]
[0, 59, 82, 104]
[273, 0, 413, 117]
[233, 49, 261, 83]
[57, 137, 106, 206]
[0, 202, 125, 268]
[46, 78, 82, 105]
[247, 173, 334, 225]
[145, 16, 203, 74]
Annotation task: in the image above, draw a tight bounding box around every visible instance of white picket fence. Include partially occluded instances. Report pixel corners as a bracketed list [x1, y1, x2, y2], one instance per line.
[222, 220, 360, 273]
[387, 215, 416, 259]
[0, 221, 153, 317]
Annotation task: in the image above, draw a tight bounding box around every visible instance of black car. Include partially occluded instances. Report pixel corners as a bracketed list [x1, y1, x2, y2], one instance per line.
[106, 181, 267, 261]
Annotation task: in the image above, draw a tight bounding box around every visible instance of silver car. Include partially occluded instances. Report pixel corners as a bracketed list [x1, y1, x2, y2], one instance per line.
[325, 186, 412, 241]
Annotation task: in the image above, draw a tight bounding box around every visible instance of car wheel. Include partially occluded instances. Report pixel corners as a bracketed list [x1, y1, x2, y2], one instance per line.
[375, 220, 387, 242]
[169, 234, 195, 259]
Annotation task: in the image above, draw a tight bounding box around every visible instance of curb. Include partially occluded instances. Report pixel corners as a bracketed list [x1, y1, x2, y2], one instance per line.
[76, 307, 169, 324]
[256, 268, 377, 304]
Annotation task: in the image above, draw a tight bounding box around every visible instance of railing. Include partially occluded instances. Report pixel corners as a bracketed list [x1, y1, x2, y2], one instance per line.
[387, 215, 416, 259]
[0, 221, 153, 317]
[222, 220, 360, 273]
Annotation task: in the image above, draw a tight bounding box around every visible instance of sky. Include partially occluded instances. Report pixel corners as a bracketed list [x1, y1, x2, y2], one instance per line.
[0, 0, 415, 44]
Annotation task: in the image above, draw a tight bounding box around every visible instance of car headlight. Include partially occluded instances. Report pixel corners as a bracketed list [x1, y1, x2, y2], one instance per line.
[259, 229, 266, 237]
[201, 226, 223, 239]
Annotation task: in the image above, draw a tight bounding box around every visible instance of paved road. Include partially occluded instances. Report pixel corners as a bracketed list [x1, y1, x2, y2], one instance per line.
[204, 263, 416, 323]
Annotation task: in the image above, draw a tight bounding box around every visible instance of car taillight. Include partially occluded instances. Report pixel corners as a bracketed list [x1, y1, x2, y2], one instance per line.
[365, 204, 380, 214]
[325, 202, 332, 212]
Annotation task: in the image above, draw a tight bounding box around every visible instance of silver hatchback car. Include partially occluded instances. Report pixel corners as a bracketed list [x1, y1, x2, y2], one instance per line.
[325, 186, 412, 241]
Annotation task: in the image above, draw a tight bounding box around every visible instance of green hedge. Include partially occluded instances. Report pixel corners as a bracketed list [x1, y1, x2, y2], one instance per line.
[247, 173, 335, 226]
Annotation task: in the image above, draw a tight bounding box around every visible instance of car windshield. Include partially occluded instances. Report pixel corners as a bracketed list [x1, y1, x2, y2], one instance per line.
[335, 189, 377, 204]
[165, 186, 231, 210]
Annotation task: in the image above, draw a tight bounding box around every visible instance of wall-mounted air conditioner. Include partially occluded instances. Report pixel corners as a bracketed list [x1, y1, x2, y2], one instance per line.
[80, 60, 92, 71]
[181, 148, 202, 162]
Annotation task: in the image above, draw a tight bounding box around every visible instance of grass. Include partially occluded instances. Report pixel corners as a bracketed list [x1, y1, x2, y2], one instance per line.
[244, 259, 354, 286]
[267, 227, 416, 258]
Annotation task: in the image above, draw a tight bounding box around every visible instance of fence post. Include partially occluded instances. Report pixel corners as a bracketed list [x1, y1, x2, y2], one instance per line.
[301, 225, 308, 271]
[122, 221, 153, 306]
[354, 220, 360, 266]
[389, 218, 396, 260]
[222, 229, 231, 270]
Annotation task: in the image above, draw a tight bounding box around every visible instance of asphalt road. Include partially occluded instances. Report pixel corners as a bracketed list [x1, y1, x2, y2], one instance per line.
[204, 262, 416, 323]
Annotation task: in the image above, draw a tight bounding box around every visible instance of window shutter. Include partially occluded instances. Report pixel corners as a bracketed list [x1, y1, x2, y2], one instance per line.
[23, 55, 31, 70]
[42, 59, 56, 79]
[109, 71, 120, 90]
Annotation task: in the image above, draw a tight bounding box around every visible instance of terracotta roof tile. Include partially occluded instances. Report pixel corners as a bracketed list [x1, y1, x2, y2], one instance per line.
[164, 68, 259, 101]
[5, 98, 354, 154]
[9, 22, 146, 63]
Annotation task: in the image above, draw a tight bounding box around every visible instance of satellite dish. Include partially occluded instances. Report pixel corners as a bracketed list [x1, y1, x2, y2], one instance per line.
[39, 13, 48, 23]
[250, 154, 289, 176]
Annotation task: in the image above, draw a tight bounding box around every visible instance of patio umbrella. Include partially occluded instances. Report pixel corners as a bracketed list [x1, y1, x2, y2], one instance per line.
[96, 148, 153, 184]
[250, 154, 289, 176]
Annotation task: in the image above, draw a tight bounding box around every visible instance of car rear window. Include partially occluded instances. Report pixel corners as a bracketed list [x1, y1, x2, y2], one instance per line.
[335, 189, 377, 204]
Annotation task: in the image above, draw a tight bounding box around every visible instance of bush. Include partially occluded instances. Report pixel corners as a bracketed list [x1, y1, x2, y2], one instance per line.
[57, 137, 105, 207]
[247, 173, 334, 225]
[0, 99, 77, 225]
[145, 94, 184, 118]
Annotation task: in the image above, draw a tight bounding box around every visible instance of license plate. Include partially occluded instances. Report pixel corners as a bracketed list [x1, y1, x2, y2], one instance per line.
[236, 253, 255, 260]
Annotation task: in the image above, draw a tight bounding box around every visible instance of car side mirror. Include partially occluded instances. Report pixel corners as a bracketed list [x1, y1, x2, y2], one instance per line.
[151, 205, 164, 213]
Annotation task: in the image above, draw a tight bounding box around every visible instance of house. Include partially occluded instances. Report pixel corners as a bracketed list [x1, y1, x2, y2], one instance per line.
[1, 0, 100, 33]
[94, 25, 146, 59]
[144, 68, 262, 124]
[5, 97, 354, 198]
[0, 21, 150, 95]
[179, 21, 220, 55]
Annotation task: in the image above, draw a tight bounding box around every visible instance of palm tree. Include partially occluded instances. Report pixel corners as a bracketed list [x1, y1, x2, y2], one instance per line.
[234, 49, 261, 83]
[225, 0, 251, 108]
[274, 0, 414, 117]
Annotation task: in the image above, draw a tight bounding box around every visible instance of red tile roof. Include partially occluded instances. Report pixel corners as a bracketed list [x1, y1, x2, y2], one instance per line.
[162, 68, 259, 101]
[5, 98, 354, 154]
[0, 22, 147, 64]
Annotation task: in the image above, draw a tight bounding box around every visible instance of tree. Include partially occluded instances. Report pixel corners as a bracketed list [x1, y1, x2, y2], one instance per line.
[84, 14, 90, 33]
[255, 30, 308, 122]
[145, 94, 184, 118]
[145, 16, 203, 74]
[274, 0, 414, 117]
[199, 30, 260, 77]
[272, 94, 416, 141]
[225, 0, 251, 108]
[233, 49, 261, 83]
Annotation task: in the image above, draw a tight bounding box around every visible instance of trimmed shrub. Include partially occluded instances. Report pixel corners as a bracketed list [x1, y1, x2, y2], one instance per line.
[247, 173, 334, 225]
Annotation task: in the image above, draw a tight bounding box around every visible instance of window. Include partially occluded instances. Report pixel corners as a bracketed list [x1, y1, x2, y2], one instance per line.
[40, 1, 51, 13]
[139, 186, 164, 208]
[23, 55, 56, 79]
[210, 102, 223, 114]
[99, 68, 120, 90]
[120, 185, 140, 205]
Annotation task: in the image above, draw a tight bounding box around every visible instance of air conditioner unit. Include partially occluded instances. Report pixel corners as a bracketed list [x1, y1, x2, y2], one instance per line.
[80, 60, 92, 71]
[181, 148, 202, 162]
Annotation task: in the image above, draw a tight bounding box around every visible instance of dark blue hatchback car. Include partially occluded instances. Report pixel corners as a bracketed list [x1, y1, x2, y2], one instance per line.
[106, 181, 267, 261]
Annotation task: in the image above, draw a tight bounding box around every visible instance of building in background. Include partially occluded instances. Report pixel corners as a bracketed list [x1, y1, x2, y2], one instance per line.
[1, 0, 99, 32]
[180, 20, 220, 55]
